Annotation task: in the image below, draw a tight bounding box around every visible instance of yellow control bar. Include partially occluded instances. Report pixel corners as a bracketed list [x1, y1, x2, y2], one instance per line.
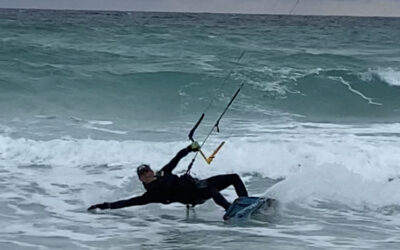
[198, 141, 226, 164]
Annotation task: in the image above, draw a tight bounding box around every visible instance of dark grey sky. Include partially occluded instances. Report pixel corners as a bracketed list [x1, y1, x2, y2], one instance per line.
[1, 0, 400, 17]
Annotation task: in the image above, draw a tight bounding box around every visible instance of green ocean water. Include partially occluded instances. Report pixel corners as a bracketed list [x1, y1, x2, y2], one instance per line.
[1, 9, 400, 250]
[1, 9, 400, 141]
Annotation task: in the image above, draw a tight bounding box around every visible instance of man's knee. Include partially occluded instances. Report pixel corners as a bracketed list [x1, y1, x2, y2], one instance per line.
[228, 173, 241, 182]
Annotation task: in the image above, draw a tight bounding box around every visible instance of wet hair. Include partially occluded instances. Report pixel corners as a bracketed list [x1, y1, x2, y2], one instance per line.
[136, 164, 152, 177]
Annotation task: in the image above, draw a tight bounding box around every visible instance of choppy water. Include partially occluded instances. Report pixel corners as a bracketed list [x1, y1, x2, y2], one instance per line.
[1, 8, 400, 250]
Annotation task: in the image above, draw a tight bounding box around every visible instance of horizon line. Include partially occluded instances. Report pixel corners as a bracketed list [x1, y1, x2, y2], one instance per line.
[1, 7, 400, 19]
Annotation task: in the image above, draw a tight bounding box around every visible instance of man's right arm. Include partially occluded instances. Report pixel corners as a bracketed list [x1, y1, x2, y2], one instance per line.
[87, 193, 151, 211]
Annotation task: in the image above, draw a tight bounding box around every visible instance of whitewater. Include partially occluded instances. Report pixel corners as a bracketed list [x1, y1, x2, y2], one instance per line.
[1, 9, 400, 250]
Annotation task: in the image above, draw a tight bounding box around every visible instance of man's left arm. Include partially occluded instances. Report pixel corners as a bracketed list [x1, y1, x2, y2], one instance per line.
[160, 142, 200, 173]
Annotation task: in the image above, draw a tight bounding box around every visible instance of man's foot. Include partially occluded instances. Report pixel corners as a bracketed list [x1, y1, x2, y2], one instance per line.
[223, 203, 233, 220]
[223, 214, 230, 220]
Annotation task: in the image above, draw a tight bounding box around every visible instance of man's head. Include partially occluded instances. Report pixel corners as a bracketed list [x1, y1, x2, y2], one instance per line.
[136, 164, 155, 184]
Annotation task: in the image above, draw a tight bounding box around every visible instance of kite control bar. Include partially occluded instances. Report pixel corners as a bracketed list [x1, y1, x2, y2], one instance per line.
[188, 113, 225, 165]
[186, 83, 244, 173]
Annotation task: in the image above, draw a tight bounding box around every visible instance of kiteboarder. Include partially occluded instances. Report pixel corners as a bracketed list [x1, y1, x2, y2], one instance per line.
[88, 141, 248, 214]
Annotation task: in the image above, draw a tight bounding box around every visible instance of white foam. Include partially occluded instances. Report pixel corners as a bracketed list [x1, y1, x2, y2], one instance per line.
[88, 120, 113, 125]
[266, 163, 400, 208]
[330, 76, 382, 105]
[2, 121, 400, 210]
[83, 124, 127, 135]
[376, 68, 400, 87]
[34, 115, 58, 119]
[361, 67, 400, 87]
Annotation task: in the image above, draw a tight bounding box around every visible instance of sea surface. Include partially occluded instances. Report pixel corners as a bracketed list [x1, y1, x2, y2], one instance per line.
[1, 8, 400, 250]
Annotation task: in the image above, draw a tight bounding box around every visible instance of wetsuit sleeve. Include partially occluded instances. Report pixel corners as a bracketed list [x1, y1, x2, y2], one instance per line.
[87, 192, 155, 211]
[160, 146, 192, 173]
[107, 193, 152, 209]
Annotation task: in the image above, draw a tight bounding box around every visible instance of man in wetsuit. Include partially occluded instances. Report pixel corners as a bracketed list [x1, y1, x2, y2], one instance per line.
[87, 142, 248, 215]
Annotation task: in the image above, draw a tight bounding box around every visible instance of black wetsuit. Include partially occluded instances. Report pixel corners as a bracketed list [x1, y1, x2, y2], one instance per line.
[89, 146, 248, 211]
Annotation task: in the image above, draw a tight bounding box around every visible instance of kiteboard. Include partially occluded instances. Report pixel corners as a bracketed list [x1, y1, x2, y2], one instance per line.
[223, 196, 276, 220]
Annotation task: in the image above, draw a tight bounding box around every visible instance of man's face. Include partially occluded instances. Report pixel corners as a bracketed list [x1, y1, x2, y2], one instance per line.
[139, 169, 155, 184]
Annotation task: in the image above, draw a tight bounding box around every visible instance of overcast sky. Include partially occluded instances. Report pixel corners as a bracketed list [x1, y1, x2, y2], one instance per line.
[1, 0, 400, 17]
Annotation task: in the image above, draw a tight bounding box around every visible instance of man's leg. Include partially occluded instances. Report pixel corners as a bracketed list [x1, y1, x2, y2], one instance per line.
[197, 186, 231, 210]
[205, 174, 248, 197]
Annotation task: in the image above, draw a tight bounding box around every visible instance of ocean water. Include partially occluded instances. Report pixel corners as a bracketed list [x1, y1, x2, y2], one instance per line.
[1, 8, 400, 250]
